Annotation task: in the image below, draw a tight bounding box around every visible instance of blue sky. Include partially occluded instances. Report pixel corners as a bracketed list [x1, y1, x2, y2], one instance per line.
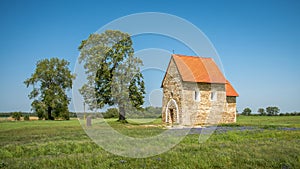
[0, 0, 299, 113]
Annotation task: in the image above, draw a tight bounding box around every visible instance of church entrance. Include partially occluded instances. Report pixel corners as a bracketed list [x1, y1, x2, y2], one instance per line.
[165, 99, 179, 124]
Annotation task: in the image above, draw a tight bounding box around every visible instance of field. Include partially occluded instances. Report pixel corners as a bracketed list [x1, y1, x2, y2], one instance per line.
[0, 116, 300, 169]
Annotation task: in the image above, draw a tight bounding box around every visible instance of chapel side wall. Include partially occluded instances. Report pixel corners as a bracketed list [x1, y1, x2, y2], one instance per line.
[162, 59, 183, 124]
[181, 83, 226, 125]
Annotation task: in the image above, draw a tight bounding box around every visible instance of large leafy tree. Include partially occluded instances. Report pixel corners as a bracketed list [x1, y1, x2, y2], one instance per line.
[24, 58, 75, 120]
[78, 30, 145, 121]
[266, 106, 280, 116]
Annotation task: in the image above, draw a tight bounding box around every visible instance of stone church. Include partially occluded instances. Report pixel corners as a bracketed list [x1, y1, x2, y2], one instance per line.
[161, 54, 238, 126]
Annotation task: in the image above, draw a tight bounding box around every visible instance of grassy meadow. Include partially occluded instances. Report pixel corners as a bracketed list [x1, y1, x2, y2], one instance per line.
[0, 116, 299, 168]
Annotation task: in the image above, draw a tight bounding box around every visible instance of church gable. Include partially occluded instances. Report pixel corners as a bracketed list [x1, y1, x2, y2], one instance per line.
[161, 58, 183, 124]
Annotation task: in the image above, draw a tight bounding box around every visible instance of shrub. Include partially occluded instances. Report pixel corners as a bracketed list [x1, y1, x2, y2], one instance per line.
[24, 114, 30, 121]
[125, 106, 162, 118]
[12, 112, 22, 121]
[60, 111, 70, 120]
[103, 108, 119, 118]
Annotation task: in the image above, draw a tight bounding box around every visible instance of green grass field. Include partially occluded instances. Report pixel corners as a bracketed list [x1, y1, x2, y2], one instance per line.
[0, 116, 300, 168]
[236, 115, 300, 128]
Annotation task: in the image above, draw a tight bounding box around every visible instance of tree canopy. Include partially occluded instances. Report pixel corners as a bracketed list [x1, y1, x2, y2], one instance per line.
[242, 107, 252, 116]
[258, 108, 266, 116]
[78, 30, 145, 121]
[24, 58, 75, 120]
[266, 106, 280, 116]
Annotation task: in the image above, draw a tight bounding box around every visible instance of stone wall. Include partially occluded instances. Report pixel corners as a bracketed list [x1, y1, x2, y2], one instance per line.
[221, 96, 237, 123]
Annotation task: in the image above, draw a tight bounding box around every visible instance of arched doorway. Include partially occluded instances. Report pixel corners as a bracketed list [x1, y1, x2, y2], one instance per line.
[165, 99, 179, 124]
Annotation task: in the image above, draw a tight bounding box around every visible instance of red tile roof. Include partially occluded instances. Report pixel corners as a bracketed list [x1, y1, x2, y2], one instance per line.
[225, 80, 239, 97]
[171, 54, 238, 97]
[172, 54, 226, 83]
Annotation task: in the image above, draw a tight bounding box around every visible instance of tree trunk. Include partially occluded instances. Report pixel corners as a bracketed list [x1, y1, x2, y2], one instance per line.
[118, 105, 126, 121]
[47, 106, 54, 120]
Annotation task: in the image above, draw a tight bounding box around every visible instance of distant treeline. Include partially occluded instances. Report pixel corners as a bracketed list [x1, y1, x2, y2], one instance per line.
[240, 112, 300, 116]
[77, 106, 162, 119]
[0, 112, 33, 118]
[0, 112, 77, 118]
[240, 106, 300, 116]
[0, 107, 162, 119]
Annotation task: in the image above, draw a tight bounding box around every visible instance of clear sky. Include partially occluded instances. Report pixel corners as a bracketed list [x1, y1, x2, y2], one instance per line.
[0, 0, 299, 113]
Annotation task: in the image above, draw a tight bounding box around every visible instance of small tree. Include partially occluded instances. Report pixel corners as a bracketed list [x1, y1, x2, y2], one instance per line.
[258, 108, 266, 116]
[12, 112, 22, 121]
[242, 108, 252, 116]
[266, 106, 280, 116]
[24, 114, 30, 121]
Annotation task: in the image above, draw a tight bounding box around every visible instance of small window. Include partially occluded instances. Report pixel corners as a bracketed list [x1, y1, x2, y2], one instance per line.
[194, 90, 200, 102]
[210, 91, 217, 101]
